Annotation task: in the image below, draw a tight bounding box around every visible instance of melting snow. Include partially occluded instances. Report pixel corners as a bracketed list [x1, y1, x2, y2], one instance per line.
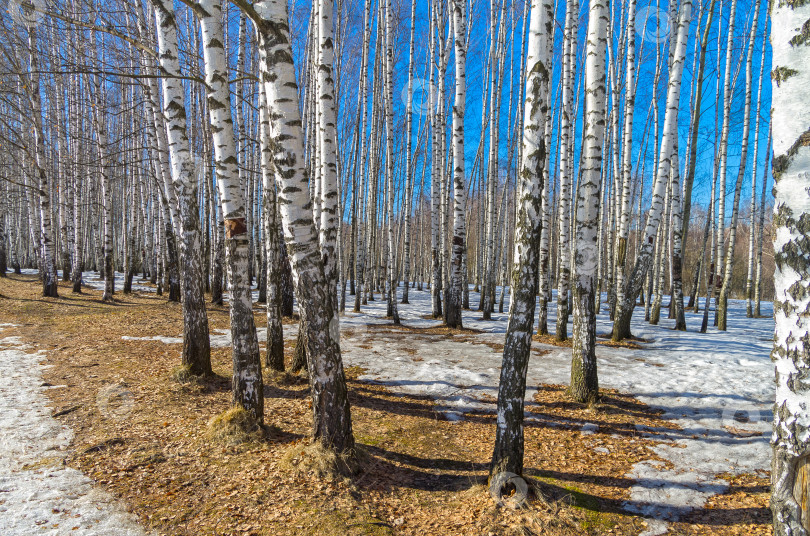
[338, 286, 774, 533]
[113, 279, 774, 531]
[0, 325, 148, 535]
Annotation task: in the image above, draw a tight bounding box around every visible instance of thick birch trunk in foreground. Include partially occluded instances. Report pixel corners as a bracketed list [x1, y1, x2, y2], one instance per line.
[612, 0, 692, 341]
[151, 0, 212, 376]
[570, 0, 608, 404]
[491, 0, 551, 478]
[770, 3, 810, 533]
[195, 0, 263, 419]
[242, 0, 355, 455]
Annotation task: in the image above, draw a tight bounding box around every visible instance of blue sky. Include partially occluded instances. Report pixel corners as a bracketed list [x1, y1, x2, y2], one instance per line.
[222, 0, 771, 222]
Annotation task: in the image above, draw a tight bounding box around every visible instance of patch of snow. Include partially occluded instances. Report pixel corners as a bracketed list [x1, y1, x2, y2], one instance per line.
[0, 327, 149, 535]
[116, 280, 775, 530]
[20, 269, 266, 303]
[335, 286, 774, 531]
[122, 335, 183, 344]
[580, 423, 598, 435]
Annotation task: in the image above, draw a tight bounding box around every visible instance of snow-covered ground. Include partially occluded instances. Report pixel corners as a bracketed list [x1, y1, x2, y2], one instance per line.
[0, 324, 148, 535]
[338, 287, 773, 536]
[23, 269, 267, 303]
[95, 269, 773, 534]
[21, 269, 157, 294]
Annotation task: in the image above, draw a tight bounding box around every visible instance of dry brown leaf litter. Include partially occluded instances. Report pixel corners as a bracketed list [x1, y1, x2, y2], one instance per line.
[0, 273, 772, 535]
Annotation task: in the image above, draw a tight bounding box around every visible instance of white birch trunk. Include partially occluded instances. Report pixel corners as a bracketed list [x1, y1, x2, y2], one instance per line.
[614, 0, 636, 318]
[26, 26, 58, 298]
[446, 0, 467, 329]
[259, 83, 285, 372]
[151, 0, 212, 375]
[195, 0, 263, 419]
[745, 24, 766, 318]
[754, 126, 771, 318]
[770, 2, 810, 531]
[570, 0, 608, 404]
[90, 76, 114, 303]
[381, 0, 399, 323]
[718, 0, 760, 331]
[317, 0, 340, 313]
[491, 0, 552, 478]
[714, 0, 737, 301]
[556, 0, 577, 342]
[612, 0, 692, 341]
[242, 0, 355, 455]
[401, 0, 417, 305]
[429, 6, 443, 318]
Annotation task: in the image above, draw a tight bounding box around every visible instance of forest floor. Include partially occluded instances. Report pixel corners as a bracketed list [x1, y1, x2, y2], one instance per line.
[0, 273, 771, 536]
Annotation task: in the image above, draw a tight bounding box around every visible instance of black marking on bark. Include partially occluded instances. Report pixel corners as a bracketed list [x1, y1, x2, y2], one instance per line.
[773, 66, 800, 87]
[773, 128, 810, 179]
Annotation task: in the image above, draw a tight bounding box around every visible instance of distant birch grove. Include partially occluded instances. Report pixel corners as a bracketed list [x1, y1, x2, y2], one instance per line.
[0, 0, 791, 526]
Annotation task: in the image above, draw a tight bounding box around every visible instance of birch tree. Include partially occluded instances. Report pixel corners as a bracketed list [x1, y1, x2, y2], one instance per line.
[237, 0, 355, 457]
[401, 0, 417, 305]
[150, 0, 212, 376]
[89, 69, 114, 303]
[189, 0, 264, 418]
[25, 24, 59, 298]
[770, 2, 810, 532]
[745, 6, 767, 319]
[570, 0, 608, 404]
[556, 0, 578, 342]
[614, 0, 637, 321]
[684, 0, 717, 310]
[754, 127, 771, 318]
[383, 0, 399, 324]
[718, 0, 761, 331]
[612, 0, 693, 341]
[316, 0, 340, 316]
[714, 0, 737, 314]
[445, 0, 467, 329]
[260, 85, 285, 371]
[491, 0, 551, 478]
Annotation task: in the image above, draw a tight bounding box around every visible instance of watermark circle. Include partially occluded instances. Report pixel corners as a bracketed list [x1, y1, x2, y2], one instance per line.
[192, 155, 207, 182]
[575, 243, 600, 276]
[401, 78, 436, 117]
[721, 405, 763, 431]
[96, 383, 135, 420]
[7, 0, 45, 28]
[636, 6, 671, 45]
[328, 315, 341, 342]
